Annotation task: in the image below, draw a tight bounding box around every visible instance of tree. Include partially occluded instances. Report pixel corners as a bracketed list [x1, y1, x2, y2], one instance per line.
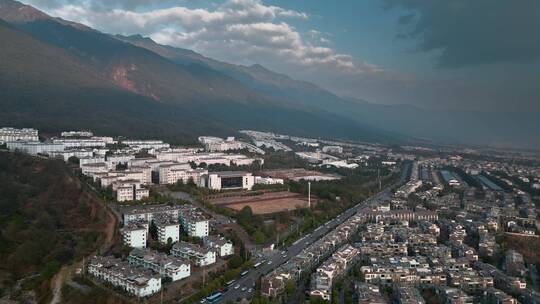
[149, 220, 158, 240]
[68, 156, 79, 165]
[285, 280, 296, 296]
[115, 163, 128, 171]
[237, 206, 253, 228]
[227, 255, 244, 269]
[252, 230, 267, 244]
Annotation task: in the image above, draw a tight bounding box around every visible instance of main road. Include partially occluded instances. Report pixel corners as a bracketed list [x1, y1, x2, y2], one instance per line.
[212, 164, 410, 302]
[218, 187, 393, 302]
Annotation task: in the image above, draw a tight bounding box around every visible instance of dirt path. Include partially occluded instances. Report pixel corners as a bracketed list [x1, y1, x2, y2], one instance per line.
[48, 185, 119, 304]
[49, 267, 66, 304]
[102, 203, 119, 252]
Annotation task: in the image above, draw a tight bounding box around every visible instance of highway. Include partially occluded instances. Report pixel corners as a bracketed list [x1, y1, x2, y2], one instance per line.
[216, 188, 393, 302]
[213, 164, 410, 302]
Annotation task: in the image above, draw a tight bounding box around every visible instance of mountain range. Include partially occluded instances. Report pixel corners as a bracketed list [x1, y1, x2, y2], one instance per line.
[1, 0, 538, 148]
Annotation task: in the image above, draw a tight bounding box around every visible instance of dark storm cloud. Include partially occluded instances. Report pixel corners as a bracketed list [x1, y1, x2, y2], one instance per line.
[385, 0, 540, 68]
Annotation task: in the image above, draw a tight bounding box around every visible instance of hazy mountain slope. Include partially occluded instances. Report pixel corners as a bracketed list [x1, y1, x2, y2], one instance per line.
[0, 15, 400, 145]
[339, 98, 540, 148]
[0, 0, 267, 105]
[117, 34, 540, 148]
[116, 34, 342, 109]
[0, 20, 223, 143]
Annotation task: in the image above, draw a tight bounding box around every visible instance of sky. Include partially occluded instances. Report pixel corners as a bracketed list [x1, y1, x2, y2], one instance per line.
[22, 0, 540, 113]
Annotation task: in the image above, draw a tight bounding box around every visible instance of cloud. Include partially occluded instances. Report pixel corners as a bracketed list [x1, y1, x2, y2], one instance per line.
[385, 0, 540, 67]
[23, 0, 379, 76]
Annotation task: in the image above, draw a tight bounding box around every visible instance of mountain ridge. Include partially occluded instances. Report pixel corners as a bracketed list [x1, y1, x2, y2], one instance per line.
[1, 0, 539, 148]
[0, 0, 402, 145]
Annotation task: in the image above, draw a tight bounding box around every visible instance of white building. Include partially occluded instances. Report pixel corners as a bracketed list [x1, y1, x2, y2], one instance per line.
[61, 130, 94, 137]
[6, 141, 64, 155]
[88, 256, 161, 297]
[320, 160, 359, 169]
[153, 215, 180, 245]
[79, 156, 106, 166]
[0, 127, 38, 143]
[121, 140, 170, 150]
[114, 182, 149, 202]
[121, 221, 148, 249]
[106, 154, 135, 170]
[321, 146, 343, 154]
[80, 162, 108, 177]
[158, 163, 207, 185]
[255, 176, 284, 185]
[49, 149, 94, 161]
[128, 248, 190, 282]
[122, 205, 183, 225]
[52, 138, 107, 149]
[171, 241, 216, 267]
[179, 210, 210, 238]
[204, 236, 234, 257]
[200, 171, 255, 191]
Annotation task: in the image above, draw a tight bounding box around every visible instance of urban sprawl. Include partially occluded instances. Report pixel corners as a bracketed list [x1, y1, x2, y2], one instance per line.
[1, 126, 540, 303]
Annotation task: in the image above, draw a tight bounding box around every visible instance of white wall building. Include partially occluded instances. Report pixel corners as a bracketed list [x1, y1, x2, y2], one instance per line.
[153, 215, 180, 245]
[121, 221, 148, 249]
[171, 241, 216, 267]
[179, 211, 210, 238]
[88, 256, 161, 298]
[122, 205, 183, 225]
[128, 248, 190, 282]
[6, 141, 64, 155]
[204, 236, 234, 257]
[0, 127, 38, 143]
[322, 146, 343, 154]
[61, 130, 94, 137]
[52, 138, 107, 149]
[111, 180, 149, 202]
[200, 171, 255, 191]
[255, 176, 284, 185]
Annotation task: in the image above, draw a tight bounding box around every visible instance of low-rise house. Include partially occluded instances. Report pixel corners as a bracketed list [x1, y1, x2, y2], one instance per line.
[88, 256, 161, 297]
[128, 248, 190, 282]
[121, 220, 148, 249]
[204, 236, 234, 257]
[171, 241, 216, 267]
[122, 205, 182, 225]
[153, 214, 180, 245]
[179, 210, 209, 238]
[355, 283, 388, 304]
[394, 285, 425, 304]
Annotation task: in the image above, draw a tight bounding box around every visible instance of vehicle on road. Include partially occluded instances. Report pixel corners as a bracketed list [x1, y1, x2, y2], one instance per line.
[206, 292, 222, 304]
[248, 288, 253, 293]
[267, 261, 272, 265]
[234, 284, 240, 290]
[226, 280, 235, 286]
[253, 261, 263, 268]
[240, 270, 249, 277]
[241, 287, 247, 292]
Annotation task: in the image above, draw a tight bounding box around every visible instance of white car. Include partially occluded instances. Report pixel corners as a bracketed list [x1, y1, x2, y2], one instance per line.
[267, 261, 272, 265]
[248, 288, 253, 293]
[241, 287, 247, 292]
[234, 284, 240, 290]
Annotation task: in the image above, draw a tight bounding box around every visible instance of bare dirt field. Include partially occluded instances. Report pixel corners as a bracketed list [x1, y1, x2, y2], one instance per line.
[208, 191, 312, 214]
[262, 168, 340, 181]
[227, 198, 309, 214]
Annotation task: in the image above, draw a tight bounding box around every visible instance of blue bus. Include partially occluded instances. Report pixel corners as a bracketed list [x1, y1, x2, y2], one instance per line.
[207, 292, 222, 303]
[240, 270, 249, 277]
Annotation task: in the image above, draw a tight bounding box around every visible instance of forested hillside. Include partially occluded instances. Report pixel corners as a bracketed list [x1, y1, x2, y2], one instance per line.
[0, 151, 109, 302]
